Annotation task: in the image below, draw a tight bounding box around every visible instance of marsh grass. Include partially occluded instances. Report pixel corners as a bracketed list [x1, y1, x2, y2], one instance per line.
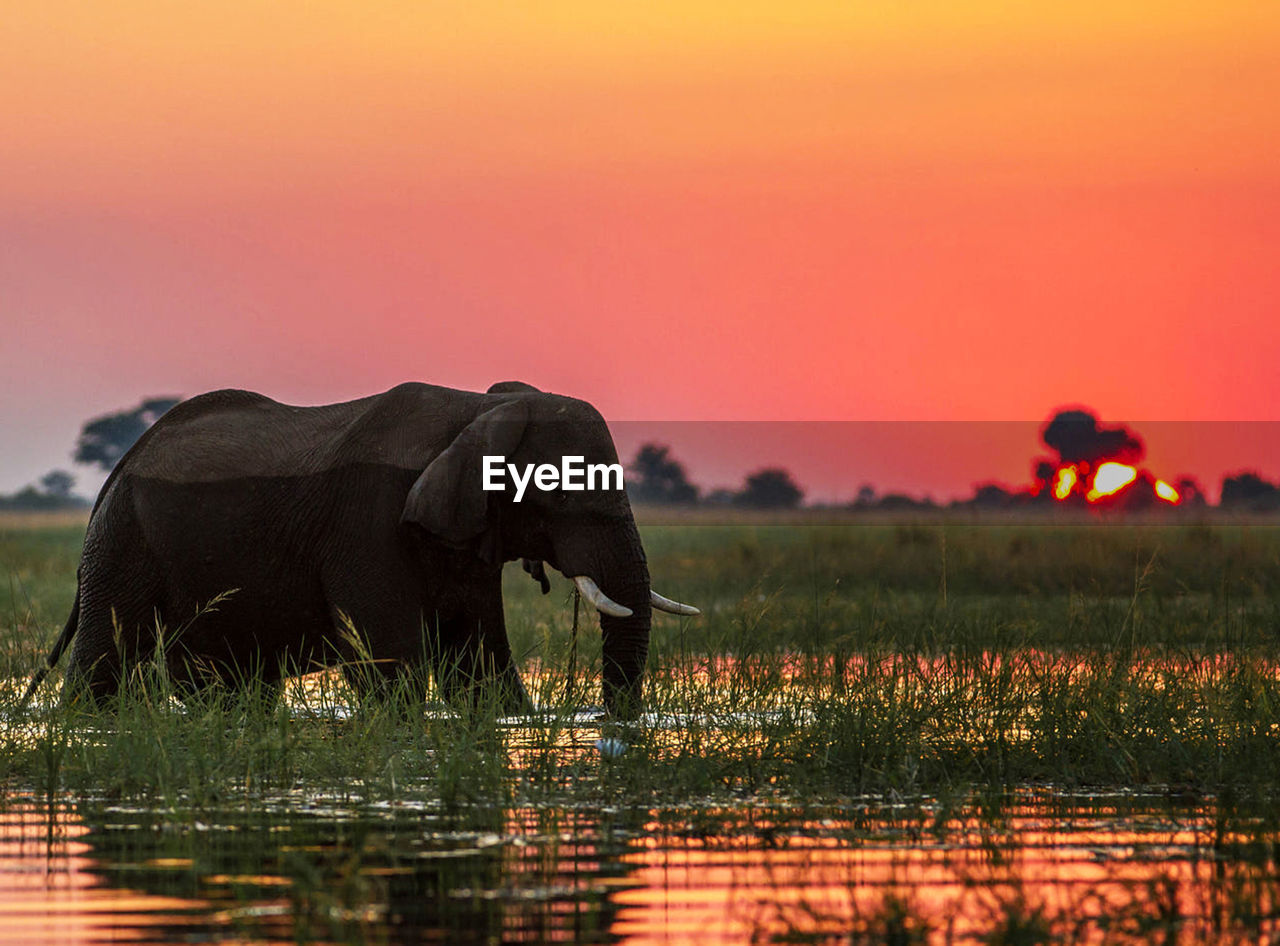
[2, 519, 1280, 810]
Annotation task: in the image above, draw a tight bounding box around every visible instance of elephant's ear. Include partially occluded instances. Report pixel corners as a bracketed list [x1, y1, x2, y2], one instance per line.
[486, 380, 542, 394]
[402, 399, 529, 554]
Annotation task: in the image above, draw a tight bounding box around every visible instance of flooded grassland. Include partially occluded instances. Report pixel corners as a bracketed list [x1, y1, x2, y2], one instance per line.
[3, 517, 1280, 943]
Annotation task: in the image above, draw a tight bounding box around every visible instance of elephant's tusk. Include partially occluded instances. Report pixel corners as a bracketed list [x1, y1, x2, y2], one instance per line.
[573, 576, 633, 618]
[650, 591, 701, 616]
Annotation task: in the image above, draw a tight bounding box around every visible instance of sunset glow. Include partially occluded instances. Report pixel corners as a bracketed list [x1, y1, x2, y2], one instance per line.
[1039, 456, 1184, 508]
[1154, 479, 1181, 504]
[1052, 467, 1078, 501]
[2, 2, 1279, 496]
[1086, 462, 1139, 503]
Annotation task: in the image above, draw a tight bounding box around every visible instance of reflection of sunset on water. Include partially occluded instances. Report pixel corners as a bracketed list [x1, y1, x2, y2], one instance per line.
[0, 805, 209, 945]
[613, 797, 1271, 944]
[2, 778, 1279, 941]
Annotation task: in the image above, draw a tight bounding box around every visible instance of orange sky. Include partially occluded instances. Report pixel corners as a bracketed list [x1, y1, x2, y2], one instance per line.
[3, 2, 1278, 496]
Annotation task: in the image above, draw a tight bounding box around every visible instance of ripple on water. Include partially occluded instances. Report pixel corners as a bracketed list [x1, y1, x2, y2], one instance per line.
[2, 788, 1277, 944]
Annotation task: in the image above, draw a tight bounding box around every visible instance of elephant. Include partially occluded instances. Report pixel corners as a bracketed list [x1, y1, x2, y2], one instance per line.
[23, 381, 698, 717]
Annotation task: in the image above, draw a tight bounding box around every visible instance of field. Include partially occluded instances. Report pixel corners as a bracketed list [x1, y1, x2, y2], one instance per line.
[3, 514, 1280, 943]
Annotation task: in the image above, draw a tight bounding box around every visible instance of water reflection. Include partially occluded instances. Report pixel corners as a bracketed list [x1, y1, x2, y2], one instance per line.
[618, 794, 1280, 944]
[0, 802, 207, 945]
[0, 793, 642, 945]
[4, 790, 1280, 944]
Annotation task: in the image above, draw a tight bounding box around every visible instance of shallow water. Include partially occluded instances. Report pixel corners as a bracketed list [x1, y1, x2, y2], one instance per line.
[4, 663, 1280, 943]
[3, 786, 1277, 945]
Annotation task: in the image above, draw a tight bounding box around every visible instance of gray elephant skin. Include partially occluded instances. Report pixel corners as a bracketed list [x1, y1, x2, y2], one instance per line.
[26, 381, 697, 717]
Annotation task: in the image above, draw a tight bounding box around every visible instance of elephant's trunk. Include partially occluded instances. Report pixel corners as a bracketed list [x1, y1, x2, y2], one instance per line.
[597, 564, 652, 719]
[555, 513, 652, 719]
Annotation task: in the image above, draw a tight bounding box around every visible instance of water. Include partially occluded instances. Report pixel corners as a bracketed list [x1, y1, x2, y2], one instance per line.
[3, 786, 1276, 944]
[5, 664, 1280, 944]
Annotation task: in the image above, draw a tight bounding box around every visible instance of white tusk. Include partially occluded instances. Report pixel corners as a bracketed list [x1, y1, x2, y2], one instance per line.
[651, 591, 701, 616]
[573, 576, 633, 618]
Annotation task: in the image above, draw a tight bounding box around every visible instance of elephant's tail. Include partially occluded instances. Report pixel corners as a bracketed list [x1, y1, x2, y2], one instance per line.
[19, 588, 80, 707]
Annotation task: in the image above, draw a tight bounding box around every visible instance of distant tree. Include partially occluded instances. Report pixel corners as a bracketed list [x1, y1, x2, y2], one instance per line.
[1175, 476, 1208, 508]
[1041, 408, 1143, 466]
[74, 397, 181, 472]
[969, 483, 1014, 508]
[702, 488, 737, 506]
[854, 484, 877, 508]
[1029, 459, 1060, 504]
[39, 470, 76, 499]
[627, 444, 699, 505]
[0, 487, 49, 512]
[734, 468, 803, 509]
[0, 469, 88, 511]
[1220, 472, 1280, 511]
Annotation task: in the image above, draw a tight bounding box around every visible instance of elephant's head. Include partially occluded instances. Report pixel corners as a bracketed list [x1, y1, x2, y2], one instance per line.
[402, 381, 697, 717]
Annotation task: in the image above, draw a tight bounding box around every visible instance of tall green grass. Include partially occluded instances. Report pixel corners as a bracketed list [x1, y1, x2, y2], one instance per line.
[3, 518, 1280, 807]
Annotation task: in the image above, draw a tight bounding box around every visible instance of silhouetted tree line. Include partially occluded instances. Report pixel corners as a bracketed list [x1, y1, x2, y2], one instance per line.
[627, 444, 804, 509]
[4, 401, 1279, 514]
[627, 435, 1280, 514]
[1219, 472, 1280, 511]
[0, 469, 88, 512]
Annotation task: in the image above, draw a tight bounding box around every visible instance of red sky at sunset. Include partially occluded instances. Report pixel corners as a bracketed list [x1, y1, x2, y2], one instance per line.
[3, 3, 1278, 499]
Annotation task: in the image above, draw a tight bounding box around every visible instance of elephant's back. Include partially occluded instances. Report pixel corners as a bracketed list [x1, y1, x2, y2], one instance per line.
[120, 390, 358, 482]
[118, 385, 462, 484]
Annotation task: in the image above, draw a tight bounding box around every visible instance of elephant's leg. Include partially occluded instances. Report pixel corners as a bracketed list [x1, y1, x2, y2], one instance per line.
[339, 656, 422, 699]
[216, 648, 287, 708]
[477, 618, 533, 716]
[324, 569, 528, 715]
[166, 657, 283, 714]
[64, 578, 161, 706]
[62, 509, 173, 707]
[340, 659, 432, 718]
[431, 592, 532, 716]
[326, 598, 433, 707]
[164, 674, 279, 717]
